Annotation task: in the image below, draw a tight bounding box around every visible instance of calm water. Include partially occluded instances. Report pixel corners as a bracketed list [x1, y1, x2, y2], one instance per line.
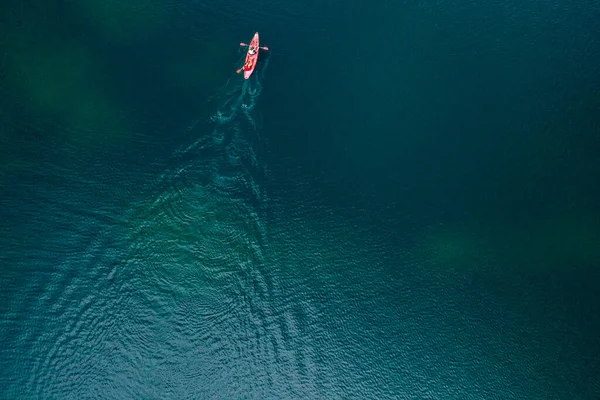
[1, 0, 599, 398]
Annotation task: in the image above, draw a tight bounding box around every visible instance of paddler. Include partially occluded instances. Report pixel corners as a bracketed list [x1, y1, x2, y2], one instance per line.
[248, 47, 257, 55]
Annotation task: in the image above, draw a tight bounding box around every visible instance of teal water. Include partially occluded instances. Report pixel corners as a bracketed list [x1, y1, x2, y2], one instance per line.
[1, 0, 600, 398]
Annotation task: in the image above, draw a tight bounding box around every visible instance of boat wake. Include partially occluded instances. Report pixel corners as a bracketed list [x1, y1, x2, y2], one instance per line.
[210, 53, 270, 130]
[175, 49, 271, 159]
[122, 48, 273, 291]
[4, 43, 320, 398]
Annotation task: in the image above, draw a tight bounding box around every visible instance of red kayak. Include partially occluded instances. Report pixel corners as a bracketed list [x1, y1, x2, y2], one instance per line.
[237, 32, 269, 79]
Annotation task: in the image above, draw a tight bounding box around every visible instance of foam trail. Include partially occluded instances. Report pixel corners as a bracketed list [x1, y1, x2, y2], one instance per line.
[171, 49, 271, 179]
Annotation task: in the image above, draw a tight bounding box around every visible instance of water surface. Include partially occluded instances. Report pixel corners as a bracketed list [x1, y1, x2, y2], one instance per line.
[1, 0, 599, 398]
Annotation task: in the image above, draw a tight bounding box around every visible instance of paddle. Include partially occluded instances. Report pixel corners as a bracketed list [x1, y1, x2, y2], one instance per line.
[236, 60, 254, 74]
[235, 43, 269, 73]
[240, 43, 269, 51]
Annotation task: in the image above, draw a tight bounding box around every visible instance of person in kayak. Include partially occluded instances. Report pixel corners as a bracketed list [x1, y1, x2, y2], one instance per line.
[248, 47, 257, 55]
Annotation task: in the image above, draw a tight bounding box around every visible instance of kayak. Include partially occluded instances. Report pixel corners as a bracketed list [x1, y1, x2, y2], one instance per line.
[243, 32, 260, 79]
[237, 32, 269, 79]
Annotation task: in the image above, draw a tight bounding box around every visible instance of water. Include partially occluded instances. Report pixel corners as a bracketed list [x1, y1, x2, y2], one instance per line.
[1, 0, 599, 398]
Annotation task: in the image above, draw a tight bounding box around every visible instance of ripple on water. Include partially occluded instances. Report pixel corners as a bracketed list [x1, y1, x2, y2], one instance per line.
[2, 49, 324, 398]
